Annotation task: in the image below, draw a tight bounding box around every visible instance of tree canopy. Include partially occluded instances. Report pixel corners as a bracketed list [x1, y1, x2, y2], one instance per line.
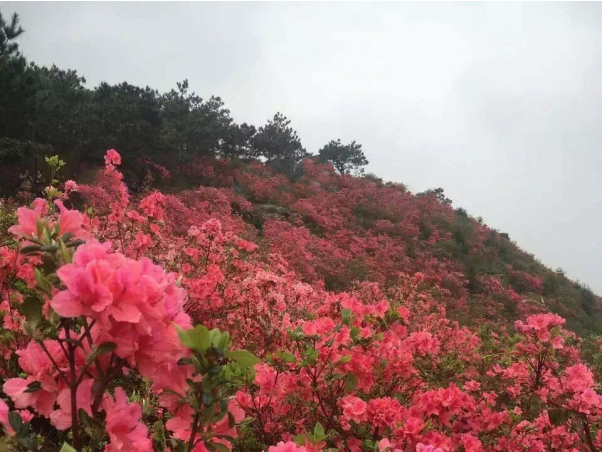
[318, 138, 369, 174]
[0, 10, 337, 191]
[250, 113, 310, 175]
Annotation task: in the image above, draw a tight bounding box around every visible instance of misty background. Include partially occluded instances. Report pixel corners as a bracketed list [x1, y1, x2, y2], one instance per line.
[4, 2, 601, 293]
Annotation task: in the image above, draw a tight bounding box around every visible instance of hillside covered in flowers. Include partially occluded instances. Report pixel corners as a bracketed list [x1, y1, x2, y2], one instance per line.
[0, 150, 601, 452]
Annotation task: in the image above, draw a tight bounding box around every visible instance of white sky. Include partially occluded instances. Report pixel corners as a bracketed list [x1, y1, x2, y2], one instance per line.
[4, 2, 602, 294]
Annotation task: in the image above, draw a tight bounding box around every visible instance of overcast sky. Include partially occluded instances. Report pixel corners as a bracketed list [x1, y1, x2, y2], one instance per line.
[4, 2, 602, 294]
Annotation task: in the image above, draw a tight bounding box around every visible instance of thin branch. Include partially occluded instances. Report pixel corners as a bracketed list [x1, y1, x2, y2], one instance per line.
[583, 420, 597, 452]
[187, 411, 201, 450]
[38, 340, 69, 386]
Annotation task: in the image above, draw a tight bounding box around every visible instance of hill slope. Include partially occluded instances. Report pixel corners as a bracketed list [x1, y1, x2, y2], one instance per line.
[75, 156, 602, 338]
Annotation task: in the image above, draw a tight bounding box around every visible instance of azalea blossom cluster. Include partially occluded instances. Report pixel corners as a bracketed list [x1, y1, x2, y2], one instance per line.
[198, 157, 569, 327]
[235, 279, 602, 452]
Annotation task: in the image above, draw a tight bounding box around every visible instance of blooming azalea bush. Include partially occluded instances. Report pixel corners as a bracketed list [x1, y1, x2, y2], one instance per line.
[0, 151, 258, 451]
[234, 278, 602, 452]
[1, 150, 602, 451]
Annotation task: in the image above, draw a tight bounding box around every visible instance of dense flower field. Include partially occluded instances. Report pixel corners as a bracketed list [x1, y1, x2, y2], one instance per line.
[1, 150, 602, 451]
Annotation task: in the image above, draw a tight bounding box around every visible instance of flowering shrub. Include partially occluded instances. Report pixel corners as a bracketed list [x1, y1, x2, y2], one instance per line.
[0, 152, 257, 451]
[1, 150, 602, 452]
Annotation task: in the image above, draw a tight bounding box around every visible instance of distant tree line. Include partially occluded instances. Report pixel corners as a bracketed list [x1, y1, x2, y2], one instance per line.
[0, 10, 369, 194]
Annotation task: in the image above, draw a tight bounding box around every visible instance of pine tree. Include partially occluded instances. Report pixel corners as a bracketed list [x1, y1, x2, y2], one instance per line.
[250, 113, 310, 177]
[318, 139, 368, 174]
[0, 11, 24, 59]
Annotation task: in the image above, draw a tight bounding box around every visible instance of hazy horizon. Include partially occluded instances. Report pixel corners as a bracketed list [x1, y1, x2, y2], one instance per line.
[4, 2, 601, 294]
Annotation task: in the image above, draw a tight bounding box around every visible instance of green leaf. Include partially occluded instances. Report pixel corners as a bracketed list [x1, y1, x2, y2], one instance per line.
[61, 232, 73, 242]
[227, 350, 260, 368]
[16, 436, 35, 450]
[59, 443, 77, 452]
[314, 422, 325, 436]
[189, 325, 211, 352]
[159, 389, 185, 400]
[66, 239, 85, 248]
[34, 268, 52, 297]
[20, 244, 42, 254]
[191, 356, 203, 373]
[51, 225, 60, 240]
[59, 239, 72, 264]
[205, 442, 230, 452]
[314, 421, 325, 439]
[214, 434, 236, 443]
[303, 347, 319, 364]
[341, 308, 352, 324]
[339, 355, 352, 364]
[8, 412, 22, 433]
[201, 391, 214, 406]
[175, 324, 192, 348]
[36, 218, 44, 239]
[21, 296, 42, 331]
[344, 373, 358, 392]
[275, 351, 297, 363]
[87, 342, 117, 362]
[176, 325, 210, 352]
[78, 408, 89, 426]
[208, 365, 223, 375]
[217, 330, 230, 350]
[153, 420, 166, 448]
[43, 226, 52, 245]
[24, 380, 41, 393]
[209, 328, 221, 347]
[177, 357, 193, 365]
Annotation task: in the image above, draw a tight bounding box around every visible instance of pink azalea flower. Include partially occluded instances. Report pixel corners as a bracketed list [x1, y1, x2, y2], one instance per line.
[51, 239, 123, 318]
[8, 204, 44, 239]
[564, 364, 594, 392]
[462, 434, 484, 452]
[339, 395, 368, 424]
[416, 444, 443, 452]
[54, 199, 91, 240]
[104, 149, 122, 166]
[379, 439, 403, 452]
[132, 231, 153, 252]
[139, 191, 166, 221]
[268, 442, 308, 452]
[31, 198, 49, 215]
[0, 398, 9, 432]
[0, 399, 33, 435]
[16, 340, 64, 393]
[551, 334, 564, 350]
[64, 180, 78, 192]
[49, 378, 94, 430]
[51, 261, 114, 318]
[102, 387, 152, 452]
[3, 377, 56, 417]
